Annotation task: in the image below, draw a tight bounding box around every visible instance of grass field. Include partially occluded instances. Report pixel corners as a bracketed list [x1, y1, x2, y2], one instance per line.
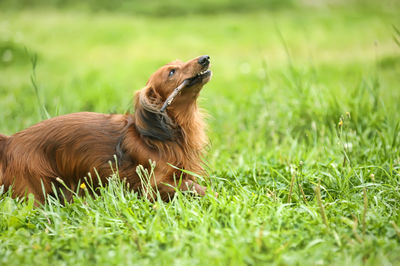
[1, 1, 400, 265]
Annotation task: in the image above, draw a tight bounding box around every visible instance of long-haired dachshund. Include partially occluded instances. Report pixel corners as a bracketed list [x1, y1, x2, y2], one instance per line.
[0, 55, 212, 204]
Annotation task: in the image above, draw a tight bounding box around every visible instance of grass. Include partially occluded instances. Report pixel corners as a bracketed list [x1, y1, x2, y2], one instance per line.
[1, 2, 400, 265]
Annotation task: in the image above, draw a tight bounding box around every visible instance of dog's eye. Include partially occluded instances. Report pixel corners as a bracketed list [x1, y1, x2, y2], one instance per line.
[168, 69, 176, 77]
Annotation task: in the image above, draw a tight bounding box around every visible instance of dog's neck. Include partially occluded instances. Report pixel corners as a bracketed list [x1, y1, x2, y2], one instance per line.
[134, 93, 180, 142]
[132, 90, 207, 173]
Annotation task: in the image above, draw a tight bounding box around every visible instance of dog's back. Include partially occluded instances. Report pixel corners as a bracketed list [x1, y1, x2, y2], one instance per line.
[0, 112, 134, 202]
[0, 134, 6, 150]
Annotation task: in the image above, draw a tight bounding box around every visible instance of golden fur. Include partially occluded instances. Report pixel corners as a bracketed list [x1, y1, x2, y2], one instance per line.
[0, 55, 212, 204]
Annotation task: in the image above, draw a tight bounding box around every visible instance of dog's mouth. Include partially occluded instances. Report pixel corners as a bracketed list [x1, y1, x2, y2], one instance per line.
[160, 62, 211, 112]
[185, 68, 212, 87]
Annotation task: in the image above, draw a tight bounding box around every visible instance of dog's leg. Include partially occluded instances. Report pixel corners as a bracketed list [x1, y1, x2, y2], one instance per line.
[152, 178, 208, 201]
[179, 179, 207, 196]
[179, 179, 218, 198]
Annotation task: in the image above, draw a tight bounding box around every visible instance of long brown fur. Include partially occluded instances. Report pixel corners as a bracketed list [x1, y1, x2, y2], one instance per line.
[0, 55, 212, 204]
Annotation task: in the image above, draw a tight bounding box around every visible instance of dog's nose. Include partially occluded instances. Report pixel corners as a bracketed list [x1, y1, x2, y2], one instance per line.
[198, 55, 210, 66]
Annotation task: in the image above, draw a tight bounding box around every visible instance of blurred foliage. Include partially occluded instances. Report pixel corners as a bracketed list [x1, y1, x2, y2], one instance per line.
[2, 0, 399, 16]
[0, 41, 30, 67]
[0, 0, 296, 16]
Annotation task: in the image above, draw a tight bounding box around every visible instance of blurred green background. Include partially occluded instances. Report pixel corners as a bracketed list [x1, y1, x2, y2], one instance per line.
[1, 0, 297, 15]
[1, 0, 400, 264]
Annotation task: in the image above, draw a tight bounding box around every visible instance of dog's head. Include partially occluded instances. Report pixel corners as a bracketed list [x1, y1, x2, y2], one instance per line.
[134, 56, 211, 142]
[145, 55, 212, 109]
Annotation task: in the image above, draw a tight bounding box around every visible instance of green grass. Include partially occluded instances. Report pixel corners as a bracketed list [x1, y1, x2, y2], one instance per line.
[1, 2, 400, 265]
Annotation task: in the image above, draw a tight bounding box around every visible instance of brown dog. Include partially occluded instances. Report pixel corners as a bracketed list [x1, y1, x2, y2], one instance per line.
[0, 55, 212, 204]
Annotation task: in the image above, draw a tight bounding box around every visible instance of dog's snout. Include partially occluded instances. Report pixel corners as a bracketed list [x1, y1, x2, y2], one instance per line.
[198, 55, 210, 66]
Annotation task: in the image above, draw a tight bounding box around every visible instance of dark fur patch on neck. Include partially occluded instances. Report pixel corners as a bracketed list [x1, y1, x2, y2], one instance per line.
[135, 92, 180, 142]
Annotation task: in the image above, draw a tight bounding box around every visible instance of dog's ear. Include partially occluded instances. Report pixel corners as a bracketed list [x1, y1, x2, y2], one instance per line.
[134, 86, 179, 142]
[146, 86, 162, 103]
[134, 85, 162, 109]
